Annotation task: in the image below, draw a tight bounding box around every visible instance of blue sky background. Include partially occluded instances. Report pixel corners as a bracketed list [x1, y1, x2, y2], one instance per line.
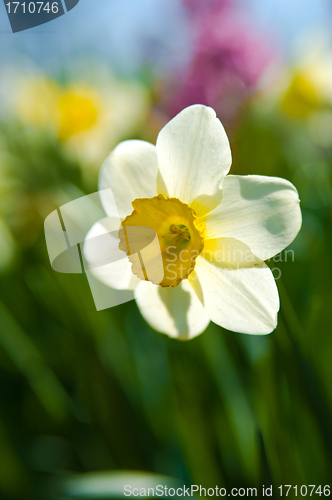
[0, 0, 191, 75]
[238, 0, 332, 56]
[0, 0, 332, 75]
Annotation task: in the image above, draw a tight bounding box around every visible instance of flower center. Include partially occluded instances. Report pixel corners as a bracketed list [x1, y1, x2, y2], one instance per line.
[58, 88, 99, 140]
[118, 195, 205, 287]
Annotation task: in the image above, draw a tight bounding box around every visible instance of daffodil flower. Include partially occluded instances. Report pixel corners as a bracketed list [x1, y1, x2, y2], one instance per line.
[85, 105, 301, 339]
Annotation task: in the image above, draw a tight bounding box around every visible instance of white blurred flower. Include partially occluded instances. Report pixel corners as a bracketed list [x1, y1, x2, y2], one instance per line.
[264, 36, 332, 121]
[85, 105, 302, 340]
[1, 64, 150, 166]
[54, 77, 149, 166]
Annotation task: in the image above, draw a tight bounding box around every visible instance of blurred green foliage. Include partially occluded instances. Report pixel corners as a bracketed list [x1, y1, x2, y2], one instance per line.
[0, 70, 332, 500]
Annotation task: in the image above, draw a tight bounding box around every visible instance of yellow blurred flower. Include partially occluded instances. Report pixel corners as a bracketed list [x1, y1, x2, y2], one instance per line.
[281, 71, 322, 119]
[58, 86, 99, 141]
[16, 77, 59, 127]
[274, 42, 332, 147]
[279, 41, 332, 119]
[13, 68, 150, 166]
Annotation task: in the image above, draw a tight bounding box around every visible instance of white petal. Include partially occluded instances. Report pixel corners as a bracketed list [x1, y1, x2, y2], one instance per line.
[134, 280, 210, 340]
[190, 243, 280, 335]
[156, 105, 232, 216]
[99, 140, 159, 218]
[202, 175, 302, 260]
[83, 218, 140, 290]
[201, 237, 262, 268]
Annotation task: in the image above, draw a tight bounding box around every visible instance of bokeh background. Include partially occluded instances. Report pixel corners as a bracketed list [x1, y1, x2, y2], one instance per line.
[0, 0, 332, 498]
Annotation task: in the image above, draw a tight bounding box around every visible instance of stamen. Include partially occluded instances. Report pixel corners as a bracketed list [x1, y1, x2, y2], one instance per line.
[166, 224, 191, 243]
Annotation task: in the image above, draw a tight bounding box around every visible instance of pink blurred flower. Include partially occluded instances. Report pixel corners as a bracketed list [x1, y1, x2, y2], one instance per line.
[164, 5, 274, 124]
[182, 0, 231, 15]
